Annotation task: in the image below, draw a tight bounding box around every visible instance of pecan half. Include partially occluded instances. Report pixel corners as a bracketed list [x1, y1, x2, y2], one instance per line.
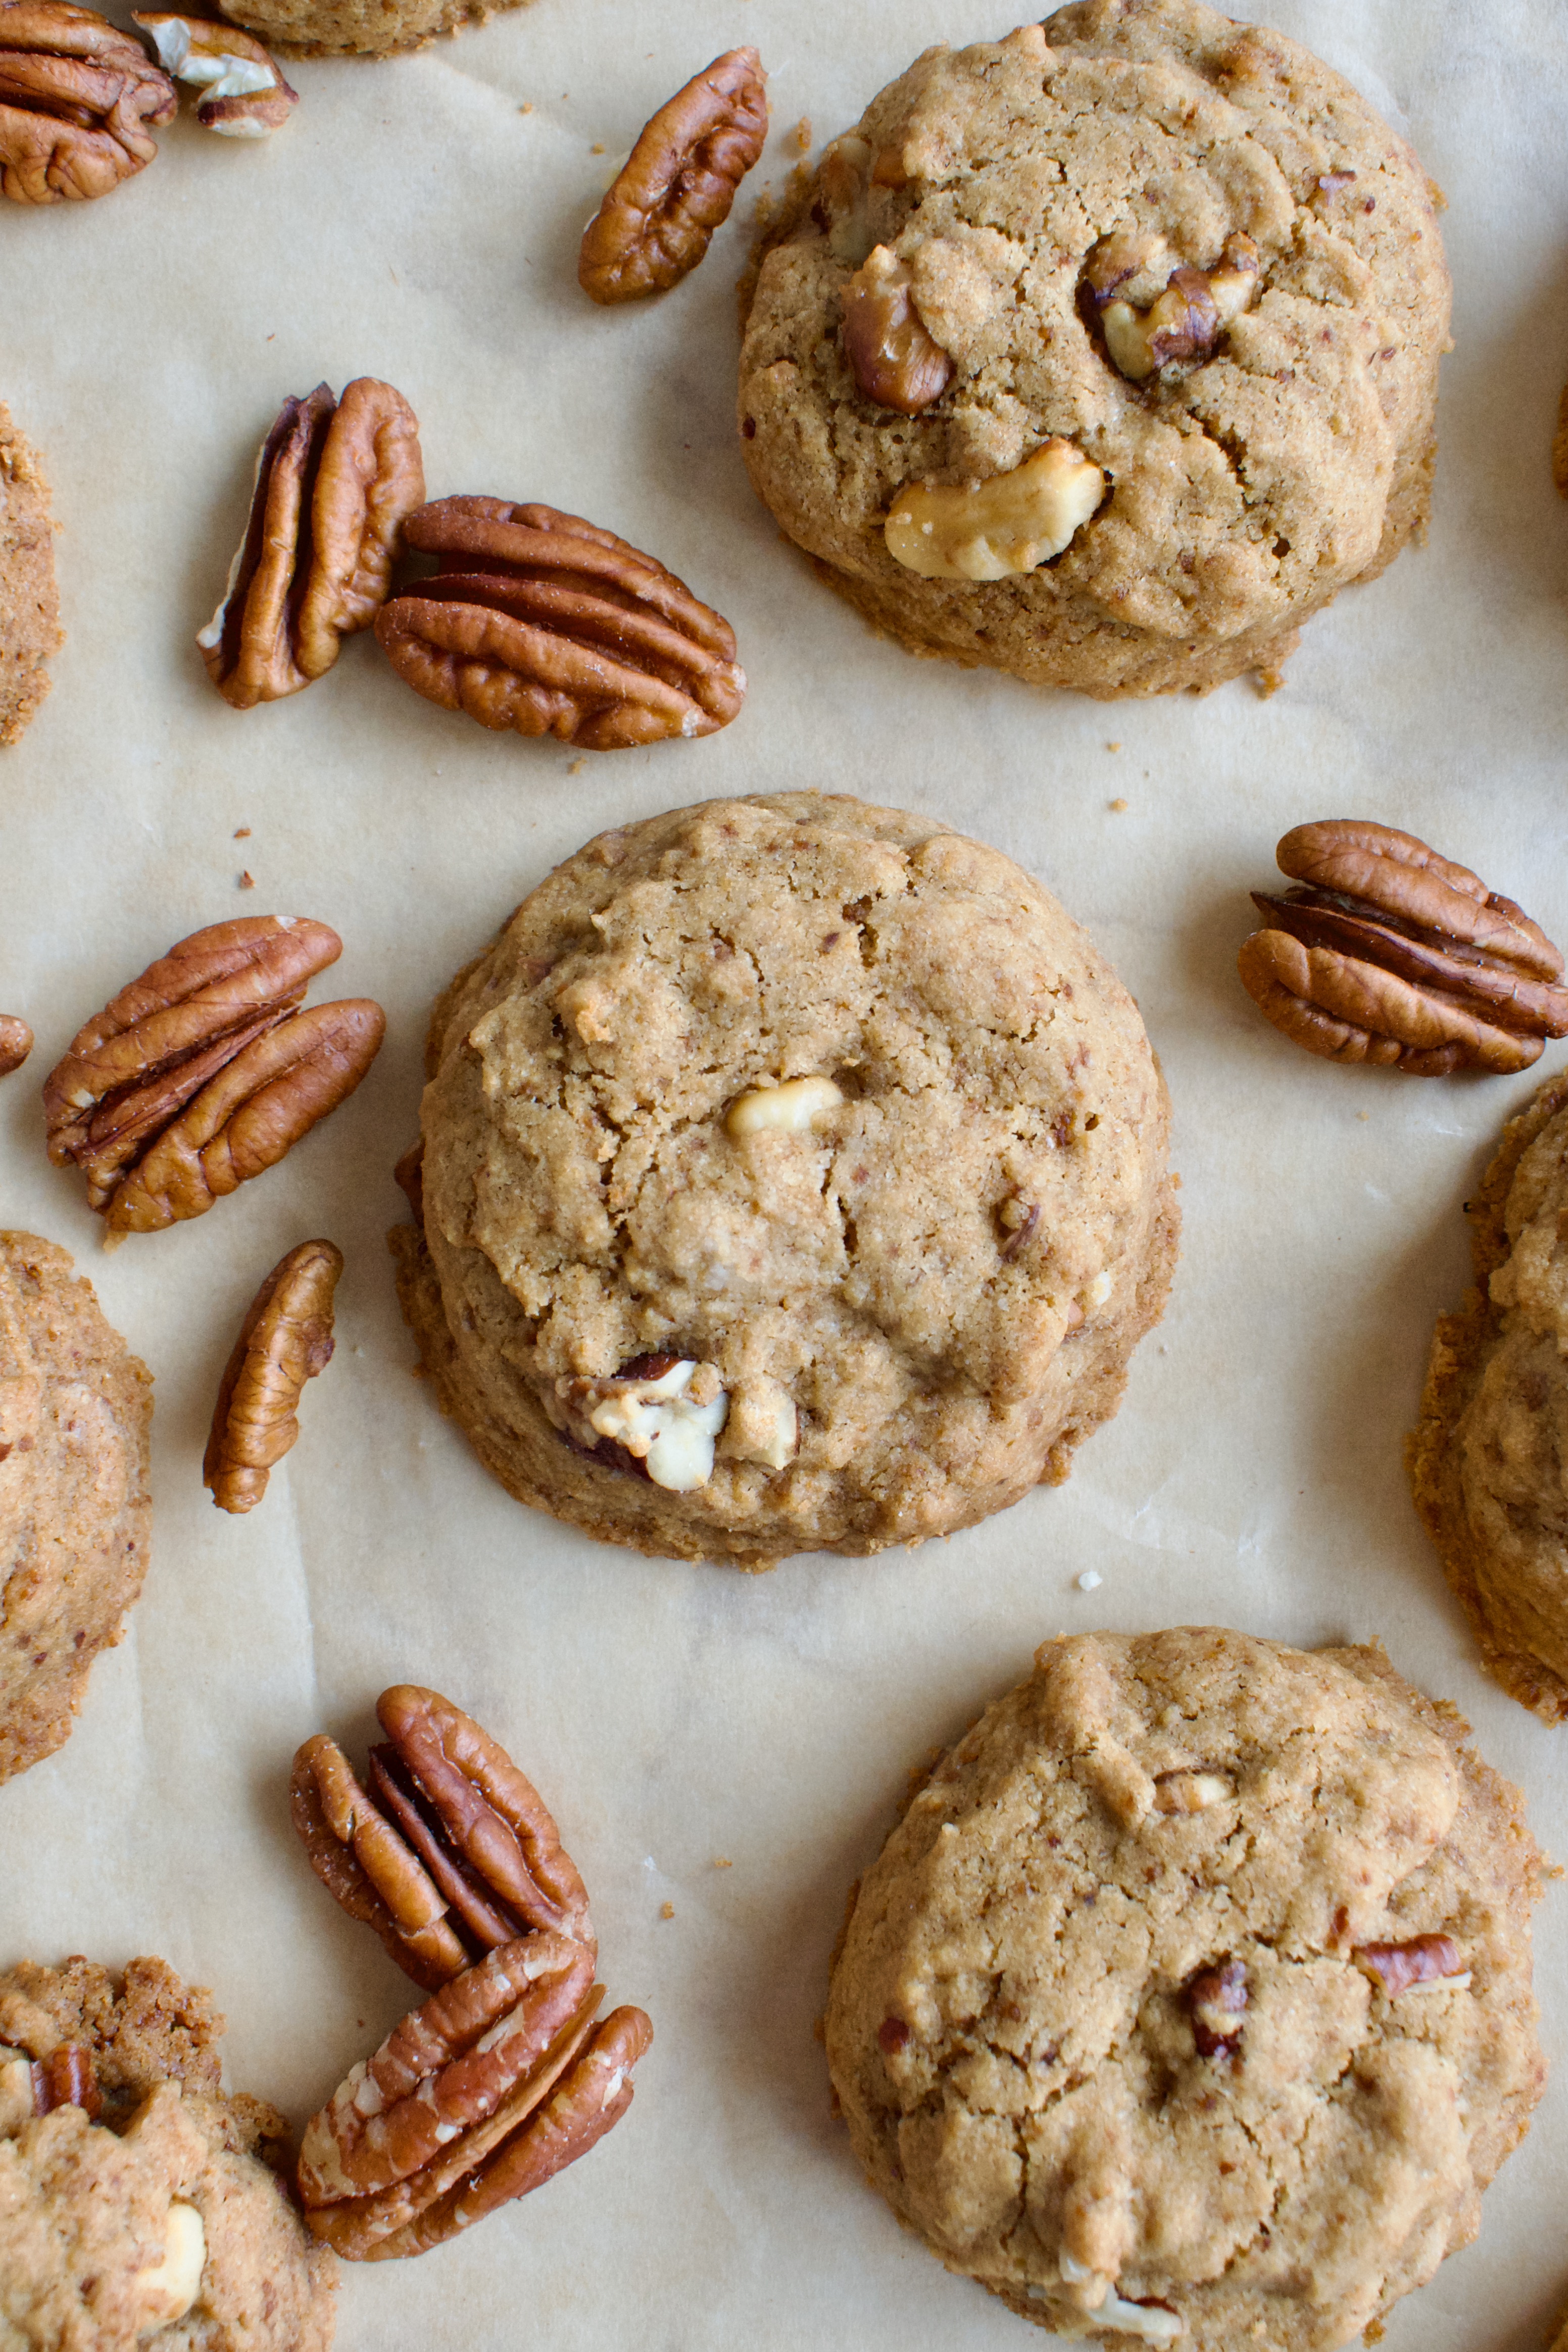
[204, 1238, 342, 1514]
[375, 496, 746, 749]
[199, 378, 425, 709]
[0, 1, 175, 203]
[0, 1015, 30, 1077]
[132, 13, 296, 137]
[1238, 818, 1568, 1074]
[291, 1685, 595, 1988]
[842, 245, 954, 415]
[578, 47, 767, 303]
[1186, 1957, 1247, 2056]
[1084, 230, 1260, 382]
[1351, 1934, 1465, 1998]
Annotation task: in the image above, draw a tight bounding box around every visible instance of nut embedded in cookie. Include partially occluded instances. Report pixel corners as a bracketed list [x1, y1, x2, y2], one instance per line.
[885, 439, 1105, 581]
[578, 47, 768, 303]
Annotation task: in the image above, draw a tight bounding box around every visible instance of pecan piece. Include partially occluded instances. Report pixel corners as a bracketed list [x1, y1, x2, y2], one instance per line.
[199, 377, 425, 708]
[1186, 1957, 1247, 2056]
[375, 496, 745, 749]
[1238, 818, 1568, 1074]
[0, 1, 175, 203]
[204, 1238, 342, 1514]
[1085, 230, 1260, 382]
[132, 13, 296, 137]
[1351, 1933, 1466, 1998]
[842, 245, 954, 415]
[578, 47, 767, 303]
[886, 439, 1105, 581]
[292, 1733, 470, 1991]
[34, 2041, 101, 2116]
[0, 1015, 30, 1077]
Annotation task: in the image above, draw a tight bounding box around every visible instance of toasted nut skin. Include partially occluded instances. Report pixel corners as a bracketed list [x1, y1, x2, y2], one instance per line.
[0, 1, 175, 202]
[35, 2042, 101, 2116]
[376, 496, 745, 750]
[1277, 820, 1564, 978]
[1186, 1957, 1246, 2056]
[579, 47, 766, 303]
[841, 246, 954, 415]
[1086, 231, 1260, 382]
[131, 13, 296, 137]
[200, 378, 424, 708]
[0, 1016, 31, 1077]
[204, 1238, 342, 1513]
[291, 1733, 471, 1990]
[885, 439, 1105, 582]
[1351, 1934, 1465, 1997]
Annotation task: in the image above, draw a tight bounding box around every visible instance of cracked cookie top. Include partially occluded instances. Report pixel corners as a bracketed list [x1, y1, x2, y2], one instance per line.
[738, 0, 1450, 698]
[825, 1627, 1545, 2348]
[394, 793, 1177, 1564]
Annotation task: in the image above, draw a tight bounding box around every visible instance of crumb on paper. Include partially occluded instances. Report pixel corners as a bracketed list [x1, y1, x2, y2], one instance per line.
[713, 1856, 732, 1870]
[1254, 664, 1285, 698]
[1077, 1570, 1102, 1591]
[520, 100, 533, 113]
[568, 756, 587, 775]
[591, 141, 604, 153]
[660, 1900, 675, 1920]
[1109, 797, 1129, 813]
[792, 115, 811, 153]
[1106, 740, 1121, 752]
[238, 871, 255, 890]
[234, 825, 251, 839]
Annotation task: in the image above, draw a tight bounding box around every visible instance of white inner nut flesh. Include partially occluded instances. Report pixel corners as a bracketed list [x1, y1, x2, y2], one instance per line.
[577, 1360, 729, 1492]
[725, 1074, 844, 1136]
[130, 2200, 206, 2328]
[885, 440, 1106, 581]
[1153, 1770, 1231, 1814]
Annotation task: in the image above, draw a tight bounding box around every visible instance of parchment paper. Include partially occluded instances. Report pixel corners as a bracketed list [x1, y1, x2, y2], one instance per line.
[3, 0, 1567, 2342]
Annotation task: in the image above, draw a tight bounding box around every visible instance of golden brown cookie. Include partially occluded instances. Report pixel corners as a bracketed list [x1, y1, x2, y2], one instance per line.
[0, 404, 61, 746]
[1, 1232, 153, 1782]
[826, 1627, 1546, 2348]
[218, 0, 528, 59]
[392, 793, 1178, 1566]
[1410, 1068, 1568, 1721]
[739, 1, 1450, 699]
[0, 1954, 336, 2348]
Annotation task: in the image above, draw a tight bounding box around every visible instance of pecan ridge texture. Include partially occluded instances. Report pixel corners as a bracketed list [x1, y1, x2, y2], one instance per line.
[204, 1237, 342, 1514]
[579, 46, 768, 304]
[0, 0, 175, 202]
[0, 1015, 30, 1077]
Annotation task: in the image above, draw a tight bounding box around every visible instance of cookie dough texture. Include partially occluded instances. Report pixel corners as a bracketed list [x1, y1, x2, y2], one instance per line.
[0, 406, 61, 747]
[0, 1954, 336, 2350]
[220, 0, 528, 58]
[393, 793, 1178, 1565]
[1411, 1068, 1568, 1722]
[1, 1233, 153, 1784]
[826, 1627, 1546, 2350]
[739, 0, 1449, 698]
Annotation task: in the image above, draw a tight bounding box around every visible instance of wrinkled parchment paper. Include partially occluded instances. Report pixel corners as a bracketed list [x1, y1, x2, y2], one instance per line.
[3, 1, 1568, 2342]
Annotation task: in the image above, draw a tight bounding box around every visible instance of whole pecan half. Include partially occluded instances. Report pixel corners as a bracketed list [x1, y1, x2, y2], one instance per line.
[841, 245, 954, 415]
[200, 378, 425, 709]
[578, 47, 767, 304]
[375, 496, 746, 749]
[1238, 819, 1568, 1074]
[132, 13, 296, 137]
[0, 1, 175, 203]
[205, 1238, 342, 1514]
[0, 1015, 30, 1077]
[291, 1685, 595, 1989]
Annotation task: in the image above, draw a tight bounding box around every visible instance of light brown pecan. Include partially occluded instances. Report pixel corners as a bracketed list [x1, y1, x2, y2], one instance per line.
[841, 245, 954, 415]
[375, 496, 746, 750]
[1186, 1958, 1246, 2056]
[204, 1238, 342, 1514]
[34, 2042, 102, 2116]
[1351, 1933, 1465, 1998]
[132, 13, 296, 137]
[199, 378, 424, 709]
[291, 1685, 595, 1989]
[0, 1, 175, 203]
[1084, 229, 1260, 382]
[578, 47, 767, 303]
[1238, 819, 1568, 1075]
[0, 1015, 30, 1077]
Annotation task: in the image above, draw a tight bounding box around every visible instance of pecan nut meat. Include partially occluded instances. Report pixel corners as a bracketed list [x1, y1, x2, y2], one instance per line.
[1351, 1933, 1468, 1999]
[0, 1015, 30, 1077]
[200, 378, 425, 709]
[0, 1, 175, 203]
[578, 47, 767, 303]
[841, 245, 954, 415]
[132, 13, 296, 137]
[1084, 230, 1261, 382]
[204, 1238, 342, 1514]
[375, 496, 746, 749]
[1238, 818, 1568, 1075]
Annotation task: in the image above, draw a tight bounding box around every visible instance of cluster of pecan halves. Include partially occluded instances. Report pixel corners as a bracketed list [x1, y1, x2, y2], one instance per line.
[42, 914, 383, 1232]
[291, 1686, 652, 2261]
[578, 46, 768, 304]
[1238, 818, 1568, 1075]
[205, 1237, 342, 1513]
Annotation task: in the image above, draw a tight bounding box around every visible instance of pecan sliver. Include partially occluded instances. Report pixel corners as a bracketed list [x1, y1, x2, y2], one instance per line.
[290, 1734, 470, 1990]
[1351, 1933, 1463, 1998]
[579, 47, 767, 303]
[204, 1239, 342, 1514]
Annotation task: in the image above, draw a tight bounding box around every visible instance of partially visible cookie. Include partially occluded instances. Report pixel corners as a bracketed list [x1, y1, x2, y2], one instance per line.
[219, 0, 529, 58]
[0, 1954, 336, 2349]
[1, 1232, 153, 1782]
[1553, 382, 1568, 500]
[0, 404, 61, 746]
[826, 1627, 1546, 2348]
[1410, 1069, 1568, 1721]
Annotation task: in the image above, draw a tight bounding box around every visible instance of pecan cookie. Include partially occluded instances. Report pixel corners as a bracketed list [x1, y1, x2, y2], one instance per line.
[1410, 1068, 1568, 1721]
[0, 403, 61, 746]
[1, 1232, 152, 1783]
[391, 792, 1178, 1565]
[826, 1627, 1546, 2348]
[217, 0, 525, 58]
[738, 0, 1449, 698]
[0, 1954, 335, 2348]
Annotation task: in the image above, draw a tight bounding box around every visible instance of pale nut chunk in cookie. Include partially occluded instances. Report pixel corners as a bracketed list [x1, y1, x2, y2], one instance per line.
[842, 246, 954, 415]
[0, 1015, 30, 1077]
[1091, 234, 1261, 383]
[204, 1238, 342, 1513]
[130, 2200, 206, 2328]
[0, 2, 175, 203]
[132, 13, 296, 136]
[724, 1072, 843, 1136]
[1152, 1769, 1231, 1814]
[816, 133, 874, 266]
[560, 1357, 728, 1491]
[885, 440, 1106, 582]
[718, 1374, 798, 1472]
[579, 47, 767, 302]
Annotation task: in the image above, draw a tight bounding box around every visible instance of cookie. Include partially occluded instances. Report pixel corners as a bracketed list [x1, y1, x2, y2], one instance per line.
[826, 1627, 1546, 2349]
[0, 1954, 336, 2348]
[1, 1232, 153, 1783]
[738, 1, 1449, 700]
[0, 404, 61, 747]
[219, 0, 528, 59]
[392, 792, 1178, 1566]
[1410, 1068, 1568, 1722]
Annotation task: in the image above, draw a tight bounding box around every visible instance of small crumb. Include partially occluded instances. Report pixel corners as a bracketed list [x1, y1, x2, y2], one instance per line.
[1077, 1570, 1102, 1591]
[1109, 797, 1129, 813]
[568, 756, 587, 775]
[590, 141, 604, 153]
[1106, 740, 1121, 752]
[712, 1856, 732, 1870]
[1358, 1110, 1369, 1121]
[792, 114, 811, 153]
[1253, 664, 1285, 698]
[520, 100, 533, 113]
[238, 871, 255, 890]
[233, 825, 251, 838]
[660, 1901, 675, 1920]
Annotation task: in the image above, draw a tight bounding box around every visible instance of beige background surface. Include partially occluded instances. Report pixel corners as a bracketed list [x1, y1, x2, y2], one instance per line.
[3, 0, 1567, 2343]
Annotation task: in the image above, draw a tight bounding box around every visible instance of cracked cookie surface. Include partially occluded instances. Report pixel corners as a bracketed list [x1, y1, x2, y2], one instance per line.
[1, 1232, 153, 1784]
[738, 0, 1449, 699]
[825, 1627, 1545, 2348]
[1410, 1068, 1568, 1722]
[391, 792, 1177, 1564]
[0, 405, 61, 747]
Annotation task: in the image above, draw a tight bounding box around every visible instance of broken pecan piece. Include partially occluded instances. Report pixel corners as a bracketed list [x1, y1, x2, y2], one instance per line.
[375, 496, 746, 749]
[0, 1, 175, 203]
[1084, 230, 1260, 382]
[1351, 1933, 1466, 1998]
[0, 1015, 30, 1077]
[842, 245, 954, 415]
[204, 1238, 342, 1514]
[578, 47, 767, 303]
[132, 13, 296, 136]
[1186, 1957, 1247, 2056]
[200, 377, 424, 708]
[1238, 819, 1568, 1074]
